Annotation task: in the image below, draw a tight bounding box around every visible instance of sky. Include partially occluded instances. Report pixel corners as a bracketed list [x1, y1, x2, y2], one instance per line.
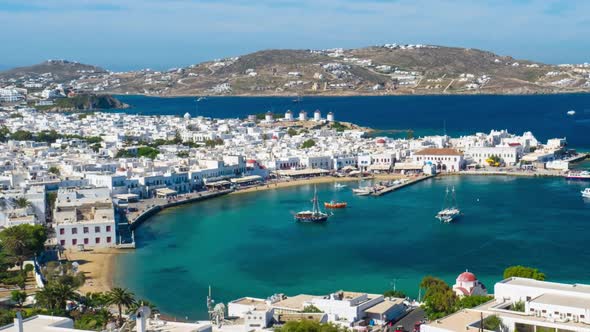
[1, 0, 589, 71]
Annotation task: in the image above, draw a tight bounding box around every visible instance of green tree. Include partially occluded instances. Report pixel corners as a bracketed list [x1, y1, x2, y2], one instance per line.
[48, 166, 60, 176]
[406, 129, 414, 139]
[503, 266, 545, 281]
[73, 308, 113, 331]
[0, 126, 11, 142]
[482, 315, 503, 331]
[127, 299, 158, 315]
[510, 300, 525, 312]
[287, 128, 298, 136]
[107, 288, 136, 325]
[457, 295, 492, 309]
[301, 139, 316, 149]
[10, 130, 33, 141]
[275, 320, 343, 332]
[383, 289, 406, 298]
[13, 197, 31, 209]
[0, 224, 47, 270]
[11, 290, 27, 308]
[34, 282, 76, 311]
[302, 305, 323, 313]
[176, 151, 189, 158]
[420, 276, 458, 320]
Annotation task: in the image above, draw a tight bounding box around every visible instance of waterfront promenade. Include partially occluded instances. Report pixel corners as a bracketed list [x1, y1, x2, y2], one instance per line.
[125, 189, 234, 229]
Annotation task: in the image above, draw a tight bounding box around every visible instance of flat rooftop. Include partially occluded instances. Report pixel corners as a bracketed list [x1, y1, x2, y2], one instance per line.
[500, 277, 590, 295]
[423, 309, 486, 332]
[272, 294, 318, 310]
[232, 297, 269, 311]
[365, 298, 405, 315]
[531, 293, 590, 310]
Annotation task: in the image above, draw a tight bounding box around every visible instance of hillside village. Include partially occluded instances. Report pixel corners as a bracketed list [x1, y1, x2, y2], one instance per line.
[1, 44, 590, 100]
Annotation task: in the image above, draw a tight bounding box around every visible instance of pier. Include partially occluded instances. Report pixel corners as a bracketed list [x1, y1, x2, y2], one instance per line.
[370, 175, 434, 196]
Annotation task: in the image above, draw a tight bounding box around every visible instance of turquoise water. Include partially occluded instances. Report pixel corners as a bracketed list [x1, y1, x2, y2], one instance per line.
[114, 94, 590, 148]
[114, 176, 590, 319]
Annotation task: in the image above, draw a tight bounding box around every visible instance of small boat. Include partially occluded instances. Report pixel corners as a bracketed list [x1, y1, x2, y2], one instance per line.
[567, 110, 576, 116]
[436, 186, 461, 223]
[582, 188, 590, 198]
[324, 201, 347, 209]
[294, 185, 329, 223]
[334, 183, 347, 189]
[353, 187, 372, 196]
[565, 171, 590, 181]
[197, 96, 207, 102]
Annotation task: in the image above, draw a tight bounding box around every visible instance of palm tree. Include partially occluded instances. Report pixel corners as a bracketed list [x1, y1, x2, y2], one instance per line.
[34, 282, 76, 311]
[13, 197, 30, 209]
[107, 288, 136, 325]
[127, 299, 158, 315]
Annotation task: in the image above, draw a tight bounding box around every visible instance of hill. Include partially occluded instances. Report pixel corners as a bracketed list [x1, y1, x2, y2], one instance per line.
[2, 45, 589, 96]
[0, 60, 107, 84]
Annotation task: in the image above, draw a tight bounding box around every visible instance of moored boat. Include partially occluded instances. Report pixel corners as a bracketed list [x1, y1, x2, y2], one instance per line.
[324, 201, 347, 209]
[436, 186, 462, 223]
[334, 183, 347, 189]
[565, 171, 590, 181]
[294, 185, 329, 223]
[352, 187, 372, 196]
[582, 188, 590, 198]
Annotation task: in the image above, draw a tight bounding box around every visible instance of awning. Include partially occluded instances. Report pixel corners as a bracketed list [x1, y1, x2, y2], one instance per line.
[230, 175, 262, 184]
[205, 180, 231, 186]
[115, 194, 139, 200]
[155, 188, 177, 196]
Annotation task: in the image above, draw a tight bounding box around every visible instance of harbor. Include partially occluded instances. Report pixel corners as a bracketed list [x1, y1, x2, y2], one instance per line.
[114, 175, 590, 319]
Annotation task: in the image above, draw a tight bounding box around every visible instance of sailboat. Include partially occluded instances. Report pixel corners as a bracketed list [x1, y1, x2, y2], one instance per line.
[435, 186, 461, 223]
[294, 185, 329, 223]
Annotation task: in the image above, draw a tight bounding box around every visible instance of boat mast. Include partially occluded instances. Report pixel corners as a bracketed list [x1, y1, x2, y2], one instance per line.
[312, 185, 319, 215]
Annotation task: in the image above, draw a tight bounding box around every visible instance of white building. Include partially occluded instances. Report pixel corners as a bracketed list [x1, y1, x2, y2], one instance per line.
[452, 271, 488, 297]
[53, 187, 116, 249]
[327, 112, 335, 122]
[466, 146, 520, 166]
[285, 110, 294, 121]
[421, 278, 590, 332]
[413, 148, 464, 172]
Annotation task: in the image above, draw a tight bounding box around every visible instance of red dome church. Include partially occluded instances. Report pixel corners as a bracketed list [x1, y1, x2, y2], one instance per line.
[452, 270, 487, 297]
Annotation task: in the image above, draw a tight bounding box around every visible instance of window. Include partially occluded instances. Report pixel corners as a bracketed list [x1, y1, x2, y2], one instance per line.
[95, 226, 101, 233]
[72, 239, 77, 245]
[84, 238, 89, 245]
[83, 227, 89, 234]
[107, 237, 112, 243]
[95, 237, 101, 244]
[106, 225, 112, 232]
[60, 240, 65, 246]
[59, 228, 65, 235]
[71, 228, 78, 235]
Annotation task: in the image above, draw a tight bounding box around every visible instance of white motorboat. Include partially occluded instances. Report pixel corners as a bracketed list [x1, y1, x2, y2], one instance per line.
[567, 110, 576, 116]
[582, 188, 590, 198]
[334, 183, 348, 189]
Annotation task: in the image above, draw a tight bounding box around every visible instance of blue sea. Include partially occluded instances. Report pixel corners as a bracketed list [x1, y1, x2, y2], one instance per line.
[110, 94, 590, 319]
[115, 94, 590, 149]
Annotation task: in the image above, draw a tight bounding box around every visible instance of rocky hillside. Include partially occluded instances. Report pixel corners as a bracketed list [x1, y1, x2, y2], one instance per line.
[2, 45, 589, 96]
[35, 94, 128, 112]
[0, 60, 106, 84]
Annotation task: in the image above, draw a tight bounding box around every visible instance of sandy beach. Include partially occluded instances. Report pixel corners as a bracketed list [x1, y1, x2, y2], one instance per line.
[230, 173, 408, 196]
[64, 248, 125, 294]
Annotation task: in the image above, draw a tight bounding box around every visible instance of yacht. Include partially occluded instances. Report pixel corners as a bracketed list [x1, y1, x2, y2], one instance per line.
[565, 171, 590, 181]
[294, 185, 329, 223]
[436, 186, 461, 223]
[567, 110, 576, 116]
[582, 188, 590, 198]
[334, 183, 347, 189]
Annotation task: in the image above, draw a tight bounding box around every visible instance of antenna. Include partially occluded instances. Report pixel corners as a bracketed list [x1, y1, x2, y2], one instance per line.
[443, 119, 447, 137]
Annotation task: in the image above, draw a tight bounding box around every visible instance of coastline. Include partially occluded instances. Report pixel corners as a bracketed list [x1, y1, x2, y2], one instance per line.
[65, 248, 124, 294]
[229, 173, 408, 196]
[110, 90, 590, 98]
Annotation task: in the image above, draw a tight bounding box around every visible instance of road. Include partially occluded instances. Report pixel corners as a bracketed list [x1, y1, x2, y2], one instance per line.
[392, 307, 426, 332]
